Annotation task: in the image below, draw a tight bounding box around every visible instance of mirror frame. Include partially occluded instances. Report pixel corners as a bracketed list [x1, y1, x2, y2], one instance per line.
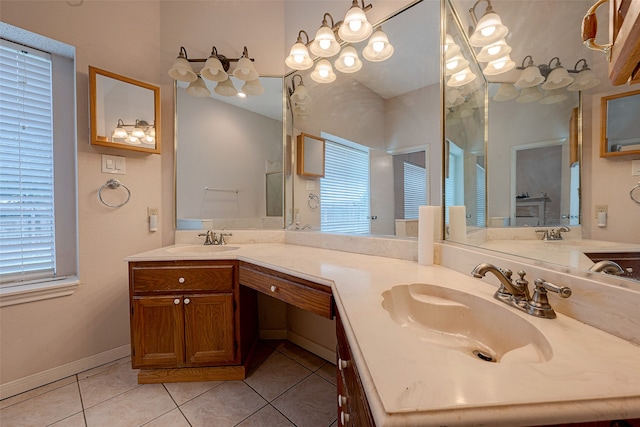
[600, 88, 640, 158]
[89, 66, 161, 154]
[296, 132, 325, 178]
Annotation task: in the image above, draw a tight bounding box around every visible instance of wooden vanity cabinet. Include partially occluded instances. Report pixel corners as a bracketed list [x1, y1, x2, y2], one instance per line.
[336, 309, 375, 427]
[128, 260, 257, 383]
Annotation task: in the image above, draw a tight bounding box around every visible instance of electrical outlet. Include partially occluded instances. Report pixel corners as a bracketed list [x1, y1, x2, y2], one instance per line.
[595, 204, 607, 219]
[148, 207, 159, 216]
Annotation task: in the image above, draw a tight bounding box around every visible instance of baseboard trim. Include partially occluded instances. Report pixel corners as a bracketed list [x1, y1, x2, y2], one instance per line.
[0, 344, 131, 400]
[286, 331, 336, 363]
[259, 329, 288, 340]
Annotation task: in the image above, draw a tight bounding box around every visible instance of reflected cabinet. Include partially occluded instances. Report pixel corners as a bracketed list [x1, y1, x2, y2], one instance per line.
[600, 89, 640, 157]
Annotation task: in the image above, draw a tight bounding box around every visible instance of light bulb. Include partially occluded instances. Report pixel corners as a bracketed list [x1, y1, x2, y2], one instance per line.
[344, 56, 355, 67]
[455, 72, 467, 82]
[492, 60, 506, 70]
[481, 26, 496, 37]
[319, 69, 329, 78]
[320, 39, 331, 50]
[349, 20, 362, 32]
[487, 45, 501, 55]
[447, 60, 459, 70]
[294, 54, 304, 64]
[373, 41, 384, 52]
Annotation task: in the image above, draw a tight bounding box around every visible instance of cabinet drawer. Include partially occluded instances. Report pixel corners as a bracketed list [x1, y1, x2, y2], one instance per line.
[239, 262, 332, 318]
[130, 262, 236, 293]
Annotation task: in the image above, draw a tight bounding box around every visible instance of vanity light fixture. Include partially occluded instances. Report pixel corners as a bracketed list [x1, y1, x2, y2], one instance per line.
[447, 67, 476, 87]
[285, 31, 313, 70]
[111, 119, 155, 144]
[567, 59, 600, 91]
[540, 57, 574, 90]
[516, 86, 543, 103]
[310, 59, 336, 83]
[445, 53, 469, 76]
[310, 13, 341, 58]
[242, 78, 265, 96]
[514, 56, 545, 88]
[482, 55, 515, 75]
[169, 46, 262, 97]
[468, 0, 509, 48]
[362, 27, 394, 62]
[338, 0, 373, 43]
[335, 45, 363, 73]
[492, 83, 519, 101]
[288, 74, 312, 118]
[444, 34, 461, 60]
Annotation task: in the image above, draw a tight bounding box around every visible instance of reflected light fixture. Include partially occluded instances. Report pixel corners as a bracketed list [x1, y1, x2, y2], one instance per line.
[516, 86, 542, 103]
[285, 31, 313, 70]
[476, 38, 511, 62]
[493, 83, 519, 101]
[168, 47, 197, 82]
[445, 53, 469, 75]
[288, 74, 312, 105]
[539, 88, 568, 105]
[111, 119, 155, 144]
[335, 45, 363, 73]
[242, 78, 265, 96]
[338, 0, 373, 43]
[567, 59, 600, 91]
[112, 119, 128, 139]
[483, 54, 515, 75]
[310, 13, 340, 58]
[186, 75, 211, 97]
[362, 27, 394, 62]
[214, 77, 238, 97]
[468, 0, 509, 47]
[447, 67, 476, 87]
[444, 34, 461, 60]
[310, 59, 336, 83]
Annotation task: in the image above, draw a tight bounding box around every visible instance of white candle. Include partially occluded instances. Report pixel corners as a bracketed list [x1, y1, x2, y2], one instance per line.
[418, 206, 438, 266]
[448, 205, 467, 242]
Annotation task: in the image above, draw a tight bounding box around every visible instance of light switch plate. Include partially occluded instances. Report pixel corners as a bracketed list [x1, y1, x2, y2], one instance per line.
[101, 154, 126, 175]
[632, 160, 640, 176]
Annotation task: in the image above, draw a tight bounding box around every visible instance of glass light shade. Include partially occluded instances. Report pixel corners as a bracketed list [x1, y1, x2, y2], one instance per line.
[541, 66, 574, 90]
[334, 46, 362, 73]
[214, 77, 238, 96]
[131, 126, 146, 138]
[233, 57, 259, 81]
[125, 135, 141, 145]
[445, 89, 465, 108]
[567, 69, 600, 91]
[483, 55, 515, 75]
[338, 4, 373, 43]
[476, 39, 511, 62]
[445, 54, 469, 75]
[285, 42, 313, 70]
[310, 25, 340, 57]
[291, 84, 311, 104]
[310, 59, 336, 83]
[363, 28, 394, 62]
[236, 91, 247, 99]
[444, 42, 461, 61]
[168, 56, 197, 82]
[447, 67, 476, 87]
[469, 12, 508, 47]
[539, 88, 568, 105]
[142, 135, 155, 144]
[112, 126, 128, 139]
[452, 105, 474, 118]
[515, 65, 545, 88]
[186, 76, 211, 97]
[201, 56, 228, 82]
[516, 86, 543, 103]
[493, 83, 519, 101]
[242, 79, 264, 96]
[293, 103, 311, 118]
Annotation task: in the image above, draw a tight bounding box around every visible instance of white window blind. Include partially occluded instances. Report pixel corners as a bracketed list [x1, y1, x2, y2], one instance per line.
[403, 161, 427, 219]
[444, 140, 463, 225]
[320, 139, 370, 233]
[476, 162, 486, 227]
[0, 40, 56, 285]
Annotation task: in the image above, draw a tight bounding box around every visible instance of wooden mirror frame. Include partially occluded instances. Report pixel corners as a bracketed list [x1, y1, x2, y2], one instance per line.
[600, 88, 640, 158]
[296, 132, 325, 177]
[89, 66, 161, 154]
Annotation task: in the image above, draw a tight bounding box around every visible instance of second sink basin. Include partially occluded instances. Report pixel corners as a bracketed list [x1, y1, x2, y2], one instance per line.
[381, 283, 553, 363]
[166, 245, 240, 254]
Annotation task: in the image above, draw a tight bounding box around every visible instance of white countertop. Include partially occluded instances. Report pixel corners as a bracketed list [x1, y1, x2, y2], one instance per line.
[127, 243, 640, 426]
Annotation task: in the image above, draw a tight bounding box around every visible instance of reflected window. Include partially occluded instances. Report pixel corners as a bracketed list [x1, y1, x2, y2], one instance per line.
[320, 137, 370, 233]
[476, 162, 486, 227]
[403, 162, 427, 219]
[445, 140, 464, 224]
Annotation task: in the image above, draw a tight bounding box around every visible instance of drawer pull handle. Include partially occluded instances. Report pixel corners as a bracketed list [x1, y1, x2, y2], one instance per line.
[338, 394, 346, 407]
[338, 358, 349, 371]
[173, 298, 180, 305]
[184, 298, 190, 305]
[270, 285, 277, 292]
[340, 411, 350, 424]
[178, 277, 185, 284]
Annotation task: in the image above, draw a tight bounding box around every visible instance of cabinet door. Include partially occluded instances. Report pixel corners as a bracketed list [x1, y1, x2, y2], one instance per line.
[184, 294, 237, 366]
[131, 295, 185, 368]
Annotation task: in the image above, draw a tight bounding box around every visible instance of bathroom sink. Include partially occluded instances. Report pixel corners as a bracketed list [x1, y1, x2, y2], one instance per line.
[381, 284, 553, 363]
[166, 245, 240, 254]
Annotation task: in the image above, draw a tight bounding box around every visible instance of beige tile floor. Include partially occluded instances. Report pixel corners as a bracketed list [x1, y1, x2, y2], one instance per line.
[0, 340, 338, 427]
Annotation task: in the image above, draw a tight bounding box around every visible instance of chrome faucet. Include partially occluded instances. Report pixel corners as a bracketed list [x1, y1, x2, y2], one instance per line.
[589, 260, 626, 275]
[198, 230, 218, 245]
[471, 263, 571, 319]
[535, 226, 570, 241]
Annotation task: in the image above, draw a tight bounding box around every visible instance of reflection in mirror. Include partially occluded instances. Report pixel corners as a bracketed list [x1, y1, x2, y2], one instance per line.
[297, 133, 325, 177]
[89, 66, 160, 154]
[175, 76, 284, 230]
[600, 89, 640, 157]
[285, 0, 441, 235]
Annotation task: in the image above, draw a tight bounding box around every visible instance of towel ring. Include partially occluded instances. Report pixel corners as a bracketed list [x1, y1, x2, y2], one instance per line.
[308, 193, 319, 210]
[99, 179, 131, 208]
[631, 182, 640, 206]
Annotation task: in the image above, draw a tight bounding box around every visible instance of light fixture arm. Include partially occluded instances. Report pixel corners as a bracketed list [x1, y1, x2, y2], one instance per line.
[288, 73, 304, 96]
[179, 46, 254, 68]
[468, 0, 493, 26]
[296, 30, 310, 45]
[547, 57, 562, 69]
[177, 46, 188, 60]
[518, 55, 535, 69]
[569, 58, 590, 73]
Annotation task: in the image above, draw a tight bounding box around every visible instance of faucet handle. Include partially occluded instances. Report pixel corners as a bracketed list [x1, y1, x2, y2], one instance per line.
[527, 279, 571, 319]
[535, 229, 550, 240]
[534, 278, 572, 298]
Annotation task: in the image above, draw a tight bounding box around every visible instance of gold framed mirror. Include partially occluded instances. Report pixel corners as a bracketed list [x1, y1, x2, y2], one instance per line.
[600, 88, 640, 158]
[296, 133, 325, 177]
[89, 66, 160, 154]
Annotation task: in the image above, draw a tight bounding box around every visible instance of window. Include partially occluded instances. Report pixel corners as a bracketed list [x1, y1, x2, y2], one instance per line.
[444, 140, 464, 225]
[0, 23, 78, 306]
[403, 161, 427, 219]
[320, 136, 370, 233]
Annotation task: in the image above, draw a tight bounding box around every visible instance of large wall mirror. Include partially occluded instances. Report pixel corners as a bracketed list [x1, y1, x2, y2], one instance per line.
[174, 76, 284, 230]
[89, 66, 160, 154]
[445, 0, 640, 285]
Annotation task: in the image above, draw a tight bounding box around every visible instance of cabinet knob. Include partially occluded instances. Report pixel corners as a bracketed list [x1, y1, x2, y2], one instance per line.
[338, 393, 347, 407]
[173, 298, 180, 305]
[184, 298, 190, 305]
[340, 411, 350, 424]
[338, 358, 349, 371]
[178, 277, 185, 284]
[270, 285, 277, 292]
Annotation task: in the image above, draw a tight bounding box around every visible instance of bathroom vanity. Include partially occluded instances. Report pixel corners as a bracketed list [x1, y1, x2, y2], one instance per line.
[126, 241, 640, 426]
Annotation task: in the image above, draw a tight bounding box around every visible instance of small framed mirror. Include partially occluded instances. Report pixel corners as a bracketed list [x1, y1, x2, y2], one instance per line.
[600, 88, 640, 157]
[89, 66, 161, 154]
[296, 132, 325, 177]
